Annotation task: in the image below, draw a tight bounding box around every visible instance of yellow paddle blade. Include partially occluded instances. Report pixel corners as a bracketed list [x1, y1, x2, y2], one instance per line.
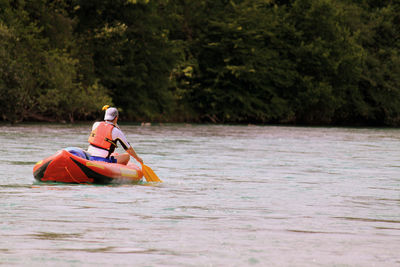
[142, 164, 162, 183]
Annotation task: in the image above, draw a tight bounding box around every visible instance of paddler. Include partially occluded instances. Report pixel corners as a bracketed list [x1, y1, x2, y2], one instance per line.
[87, 105, 143, 165]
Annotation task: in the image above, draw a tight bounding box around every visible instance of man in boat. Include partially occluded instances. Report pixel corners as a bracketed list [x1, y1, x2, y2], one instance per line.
[87, 106, 143, 165]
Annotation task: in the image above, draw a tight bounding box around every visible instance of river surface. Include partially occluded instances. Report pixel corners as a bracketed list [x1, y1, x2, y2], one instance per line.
[0, 123, 399, 266]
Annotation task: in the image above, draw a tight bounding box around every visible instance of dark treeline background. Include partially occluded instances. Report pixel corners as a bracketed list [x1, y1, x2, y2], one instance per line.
[0, 0, 399, 125]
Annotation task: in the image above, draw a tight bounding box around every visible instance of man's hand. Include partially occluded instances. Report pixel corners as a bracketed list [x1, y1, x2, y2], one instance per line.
[136, 156, 143, 164]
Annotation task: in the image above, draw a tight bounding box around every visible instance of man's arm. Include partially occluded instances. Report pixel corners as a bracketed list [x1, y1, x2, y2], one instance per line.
[126, 147, 143, 164]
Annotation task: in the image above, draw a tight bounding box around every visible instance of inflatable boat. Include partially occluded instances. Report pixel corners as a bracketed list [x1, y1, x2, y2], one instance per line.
[33, 148, 143, 184]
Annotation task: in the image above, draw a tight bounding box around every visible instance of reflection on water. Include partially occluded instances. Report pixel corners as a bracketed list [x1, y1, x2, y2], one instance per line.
[0, 123, 400, 266]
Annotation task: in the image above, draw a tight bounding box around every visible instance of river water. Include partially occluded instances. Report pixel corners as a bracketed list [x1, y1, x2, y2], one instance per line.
[0, 123, 399, 266]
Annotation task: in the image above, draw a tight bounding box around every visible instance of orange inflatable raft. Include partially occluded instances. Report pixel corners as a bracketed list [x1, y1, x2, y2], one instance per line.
[33, 148, 143, 184]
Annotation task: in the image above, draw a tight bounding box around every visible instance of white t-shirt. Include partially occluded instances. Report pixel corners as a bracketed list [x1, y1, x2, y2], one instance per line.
[87, 121, 131, 158]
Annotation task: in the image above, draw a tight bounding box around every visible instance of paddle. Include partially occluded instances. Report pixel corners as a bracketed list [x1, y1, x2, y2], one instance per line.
[141, 162, 162, 183]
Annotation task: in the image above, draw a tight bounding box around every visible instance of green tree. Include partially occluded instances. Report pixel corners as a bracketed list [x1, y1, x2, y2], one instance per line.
[1, 0, 399, 126]
[0, 0, 112, 123]
[37, 50, 111, 122]
[168, 0, 298, 123]
[75, 0, 178, 121]
[0, 0, 45, 122]
[357, 2, 400, 125]
[169, 0, 365, 124]
[286, 0, 364, 124]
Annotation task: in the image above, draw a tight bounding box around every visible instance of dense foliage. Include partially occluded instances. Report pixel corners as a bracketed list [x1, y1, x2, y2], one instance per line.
[0, 0, 399, 125]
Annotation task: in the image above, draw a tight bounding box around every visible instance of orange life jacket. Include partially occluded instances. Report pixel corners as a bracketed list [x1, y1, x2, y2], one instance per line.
[88, 122, 117, 152]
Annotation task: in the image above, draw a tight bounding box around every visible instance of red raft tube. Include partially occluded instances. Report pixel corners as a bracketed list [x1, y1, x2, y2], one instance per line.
[33, 147, 143, 184]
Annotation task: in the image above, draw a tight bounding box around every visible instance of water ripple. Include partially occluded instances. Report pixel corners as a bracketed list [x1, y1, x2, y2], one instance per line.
[1, 124, 400, 266]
